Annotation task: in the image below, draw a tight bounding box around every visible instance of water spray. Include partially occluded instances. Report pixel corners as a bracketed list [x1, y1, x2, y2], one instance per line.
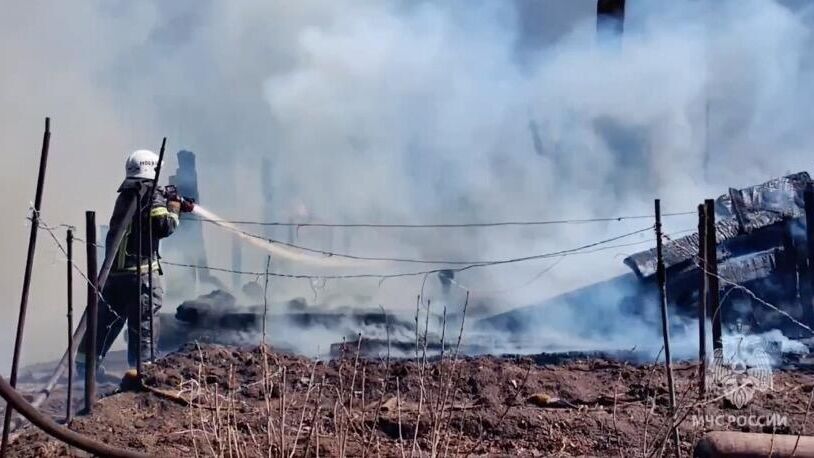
[190, 205, 371, 268]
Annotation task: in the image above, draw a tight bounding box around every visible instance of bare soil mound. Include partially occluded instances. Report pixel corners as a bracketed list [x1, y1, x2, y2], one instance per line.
[7, 343, 814, 456]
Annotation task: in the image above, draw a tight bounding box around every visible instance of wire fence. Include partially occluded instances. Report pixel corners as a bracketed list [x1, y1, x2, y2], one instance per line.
[33, 212, 127, 355]
[50, 216, 693, 287]
[661, 232, 814, 335]
[201, 219, 662, 265]
[187, 210, 696, 229]
[38, 204, 812, 337]
[32, 212, 105, 303]
[157, 225, 656, 281]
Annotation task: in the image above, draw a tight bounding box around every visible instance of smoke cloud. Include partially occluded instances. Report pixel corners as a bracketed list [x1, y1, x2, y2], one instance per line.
[2, 0, 814, 369]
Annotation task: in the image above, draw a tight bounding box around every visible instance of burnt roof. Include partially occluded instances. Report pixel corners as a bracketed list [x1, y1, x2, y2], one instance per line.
[624, 172, 811, 279]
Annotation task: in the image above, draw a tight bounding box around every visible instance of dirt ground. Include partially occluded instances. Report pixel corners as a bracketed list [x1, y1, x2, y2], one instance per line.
[6, 343, 814, 457]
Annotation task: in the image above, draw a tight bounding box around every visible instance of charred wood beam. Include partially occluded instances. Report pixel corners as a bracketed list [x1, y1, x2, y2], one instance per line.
[804, 184, 814, 328]
[597, 0, 625, 36]
[705, 199, 722, 351]
[697, 204, 707, 397]
[625, 172, 812, 279]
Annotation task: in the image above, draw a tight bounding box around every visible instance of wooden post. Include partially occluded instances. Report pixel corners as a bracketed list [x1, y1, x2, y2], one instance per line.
[704, 199, 722, 351]
[804, 184, 814, 329]
[84, 212, 98, 413]
[697, 204, 708, 397]
[1, 117, 52, 456]
[655, 199, 681, 456]
[66, 228, 74, 423]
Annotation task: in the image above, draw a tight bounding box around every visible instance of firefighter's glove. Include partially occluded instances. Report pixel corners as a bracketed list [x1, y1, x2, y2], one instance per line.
[168, 195, 194, 213]
[167, 200, 182, 214]
[179, 198, 195, 213]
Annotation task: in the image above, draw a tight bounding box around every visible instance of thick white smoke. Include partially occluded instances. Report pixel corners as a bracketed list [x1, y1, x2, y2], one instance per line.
[2, 0, 814, 368]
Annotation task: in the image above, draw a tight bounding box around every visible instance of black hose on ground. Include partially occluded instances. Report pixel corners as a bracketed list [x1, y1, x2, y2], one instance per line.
[0, 375, 150, 458]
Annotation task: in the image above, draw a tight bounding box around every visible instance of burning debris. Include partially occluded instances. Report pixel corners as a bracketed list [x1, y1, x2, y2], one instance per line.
[626, 172, 814, 336]
[7, 1, 814, 456]
[480, 173, 814, 357]
[149, 171, 814, 361]
[145, 154, 814, 361]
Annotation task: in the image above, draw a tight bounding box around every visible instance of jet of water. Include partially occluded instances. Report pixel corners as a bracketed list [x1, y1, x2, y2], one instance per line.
[191, 205, 368, 268]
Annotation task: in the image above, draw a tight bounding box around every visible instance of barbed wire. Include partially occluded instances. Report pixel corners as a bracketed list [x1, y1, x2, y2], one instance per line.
[188, 211, 695, 229]
[661, 232, 814, 335]
[159, 225, 655, 281]
[72, 236, 102, 249]
[33, 210, 129, 355]
[33, 213, 104, 303]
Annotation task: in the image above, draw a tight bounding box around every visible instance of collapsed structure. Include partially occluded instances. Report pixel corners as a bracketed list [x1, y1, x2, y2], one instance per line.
[158, 154, 814, 355]
[625, 172, 813, 336]
[484, 172, 814, 349]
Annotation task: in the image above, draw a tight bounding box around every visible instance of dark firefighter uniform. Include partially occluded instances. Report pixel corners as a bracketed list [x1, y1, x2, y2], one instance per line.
[78, 177, 180, 369]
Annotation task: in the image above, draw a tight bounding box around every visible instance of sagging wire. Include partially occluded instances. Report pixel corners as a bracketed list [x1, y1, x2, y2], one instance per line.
[65, 219, 683, 302]
[72, 214, 686, 300]
[661, 232, 814, 335]
[189, 211, 695, 229]
[459, 241, 652, 296]
[445, 227, 696, 295]
[447, 256, 566, 295]
[160, 225, 655, 281]
[33, 213, 105, 304]
[208, 220, 659, 266]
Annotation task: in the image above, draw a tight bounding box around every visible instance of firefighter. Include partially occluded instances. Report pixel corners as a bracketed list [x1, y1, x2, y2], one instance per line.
[78, 149, 193, 374]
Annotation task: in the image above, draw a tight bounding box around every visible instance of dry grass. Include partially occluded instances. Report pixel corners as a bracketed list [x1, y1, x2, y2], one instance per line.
[174, 293, 482, 458]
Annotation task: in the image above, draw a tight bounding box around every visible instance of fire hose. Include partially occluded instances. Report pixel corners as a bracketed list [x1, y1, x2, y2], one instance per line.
[8, 194, 139, 434]
[0, 375, 151, 458]
[11, 182, 197, 432]
[694, 431, 814, 457]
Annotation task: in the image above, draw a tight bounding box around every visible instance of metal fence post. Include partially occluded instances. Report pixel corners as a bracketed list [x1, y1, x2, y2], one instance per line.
[1, 117, 51, 455]
[66, 228, 74, 422]
[84, 212, 98, 413]
[655, 199, 681, 457]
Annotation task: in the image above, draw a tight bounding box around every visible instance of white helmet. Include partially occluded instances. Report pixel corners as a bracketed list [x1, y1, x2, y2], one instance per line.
[125, 149, 159, 179]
